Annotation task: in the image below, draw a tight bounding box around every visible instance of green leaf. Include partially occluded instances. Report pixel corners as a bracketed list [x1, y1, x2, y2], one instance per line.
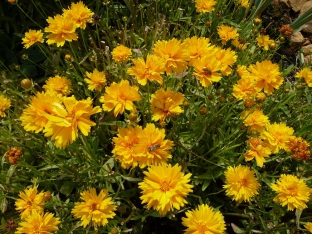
[60, 181, 75, 196]
[231, 223, 246, 234]
[296, 125, 312, 136]
[0, 195, 8, 213]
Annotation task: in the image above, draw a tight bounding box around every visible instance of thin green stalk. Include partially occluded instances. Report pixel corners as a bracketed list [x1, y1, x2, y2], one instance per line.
[16, 3, 42, 29]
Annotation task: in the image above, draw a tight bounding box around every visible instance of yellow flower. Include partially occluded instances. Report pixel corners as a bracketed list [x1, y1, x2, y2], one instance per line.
[289, 136, 311, 160]
[150, 88, 184, 124]
[182, 204, 226, 234]
[0, 94, 11, 117]
[296, 67, 312, 87]
[195, 0, 217, 13]
[271, 174, 312, 211]
[127, 54, 166, 85]
[217, 25, 239, 45]
[139, 163, 193, 215]
[63, 1, 93, 29]
[256, 34, 274, 50]
[232, 38, 247, 50]
[223, 165, 260, 203]
[72, 188, 117, 229]
[232, 77, 257, 100]
[236, 65, 249, 77]
[22, 29, 44, 49]
[45, 14, 78, 47]
[241, 109, 269, 133]
[15, 186, 44, 219]
[153, 38, 189, 75]
[100, 80, 141, 116]
[111, 45, 132, 63]
[245, 137, 271, 167]
[15, 210, 60, 234]
[260, 123, 294, 153]
[43, 96, 101, 149]
[305, 222, 312, 232]
[85, 69, 107, 91]
[248, 60, 283, 95]
[238, 0, 249, 8]
[42, 75, 72, 96]
[214, 47, 237, 76]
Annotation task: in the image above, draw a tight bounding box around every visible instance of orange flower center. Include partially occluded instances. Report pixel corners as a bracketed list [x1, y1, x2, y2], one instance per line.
[286, 185, 298, 196]
[197, 222, 208, 234]
[160, 180, 170, 192]
[239, 178, 247, 187]
[91, 203, 99, 211]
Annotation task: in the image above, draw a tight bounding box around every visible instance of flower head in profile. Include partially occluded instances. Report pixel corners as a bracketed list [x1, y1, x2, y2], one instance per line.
[289, 136, 311, 160]
[15, 210, 60, 234]
[245, 137, 271, 167]
[218, 25, 239, 45]
[223, 165, 260, 203]
[72, 188, 117, 229]
[296, 67, 312, 87]
[45, 14, 78, 47]
[241, 109, 269, 133]
[85, 69, 107, 91]
[42, 75, 72, 96]
[63, 1, 93, 29]
[232, 38, 247, 50]
[0, 94, 11, 117]
[256, 34, 274, 50]
[238, 0, 249, 8]
[5, 147, 23, 165]
[111, 45, 132, 63]
[182, 204, 226, 234]
[100, 80, 141, 116]
[271, 174, 312, 211]
[15, 186, 44, 219]
[304, 222, 312, 232]
[153, 38, 189, 74]
[22, 29, 44, 49]
[139, 163, 193, 216]
[195, 0, 217, 13]
[232, 77, 257, 100]
[127, 54, 166, 85]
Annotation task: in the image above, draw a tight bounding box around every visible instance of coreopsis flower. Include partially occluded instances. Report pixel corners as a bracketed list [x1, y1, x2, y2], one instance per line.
[305, 222, 312, 232]
[72, 188, 117, 229]
[45, 14, 78, 47]
[63, 1, 93, 29]
[133, 123, 174, 167]
[0, 94, 11, 117]
[15, 210, 60, 234]
[255, 92, 266, 103]
[217, 25, 239, 45]
[43, 96, 101, 149]
[271, 174, 312, 211]
[153, 38, 189, 74]
[15, 186, 44, 219]
[236, 65, 249, 77]
[232, 38, 247, 50]
[289, 136, 311, 160]
[248, 60, 283, 95]
[150, 88, 184, 124]
[112, 126, 142, 169]
[238, 0, 249, 8]
[85, 69, 107, 91]
[5, 147, 23, 165]
[127, 54, 166, 85]
[192, 55, 223, 87]
[139, 163, 193, 215]
[214, 47, 237, 76]
[232, 77, 257, 100]
[111, 45, 132, 63]
[100, 80, 141, 116]
[245, 137, 271, 167]
[42, 75, 72, 96]
[256, 34, 274, 50]
[223, 165, 260, 203]
[260, 123, 294, 153]
[296, 67, 312, 87]
[195, 0, 217, 13]
[22, 29, 44, 49]
[182, 204, 226, 234]
[241, 109, 269, 133]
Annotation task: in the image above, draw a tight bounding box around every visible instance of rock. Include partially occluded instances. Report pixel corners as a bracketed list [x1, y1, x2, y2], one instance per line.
[304, 54, 312, 64]
[302, 44, 312, 55]
[290, 32, 304, 44]
[300, 2, 312, 33]
[289, 0, 309, 12]
[273, 0, 290, 8]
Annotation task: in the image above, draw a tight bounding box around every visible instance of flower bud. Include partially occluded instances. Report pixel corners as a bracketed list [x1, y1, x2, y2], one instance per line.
[199, 106, 208, 115]
[253, 18, 262, 25]
[20, 78, 32, 90]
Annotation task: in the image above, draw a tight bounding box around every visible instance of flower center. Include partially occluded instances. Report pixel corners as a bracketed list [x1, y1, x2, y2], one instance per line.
[287, 185, 298, 196]
[160, 180, 170, 192]
[202, 67, 212, 76]
[239, 178, 247, 187]
[91, 203, 98, 211]
[197, 222, 208, 234]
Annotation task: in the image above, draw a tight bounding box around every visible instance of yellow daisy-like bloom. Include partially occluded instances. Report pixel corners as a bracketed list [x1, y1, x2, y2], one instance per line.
[43, 96, 101, 149]
[296, 67, 312, 87]
[15, 186, 44, 219]
[182, 204, 226, 234]
[42, 75, 72, 96]
[15, 210, 60, 234]
[127, 54, 166, 85]
[217, 25, 239, 45]
[139, 163, 193, 216]
[111, 45, 132, 63]
[232, 77, 257, 100]
[271, 174, 312, 211]
[248, 60, 283, 95]
[45, 14, 78, 47]
[304, 222, 312, 232]
[72, 188, 117, 229]
[100, 80, 141, 117]
[214, 47, 237, 76]
[153, 38, 189, 75]
[0, 94, 11, 117]
[238, 0, 249, 8]
[22, 29, 44, 49]
[223, 165, 260, 203]
[134, 123, 174, 167]
[195, 0, 217, 13]
[112, 125, 142, 169]
[150, 88, 184, 124]
[245, 137, 271, 167]
[241, 109, 269, 133]
[85, 69, 107, 91]
[232, 38, 247, 50]
[63, 1, 93, 29]
[256, 34, 274, 50]
[260, 122, 294, 153]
